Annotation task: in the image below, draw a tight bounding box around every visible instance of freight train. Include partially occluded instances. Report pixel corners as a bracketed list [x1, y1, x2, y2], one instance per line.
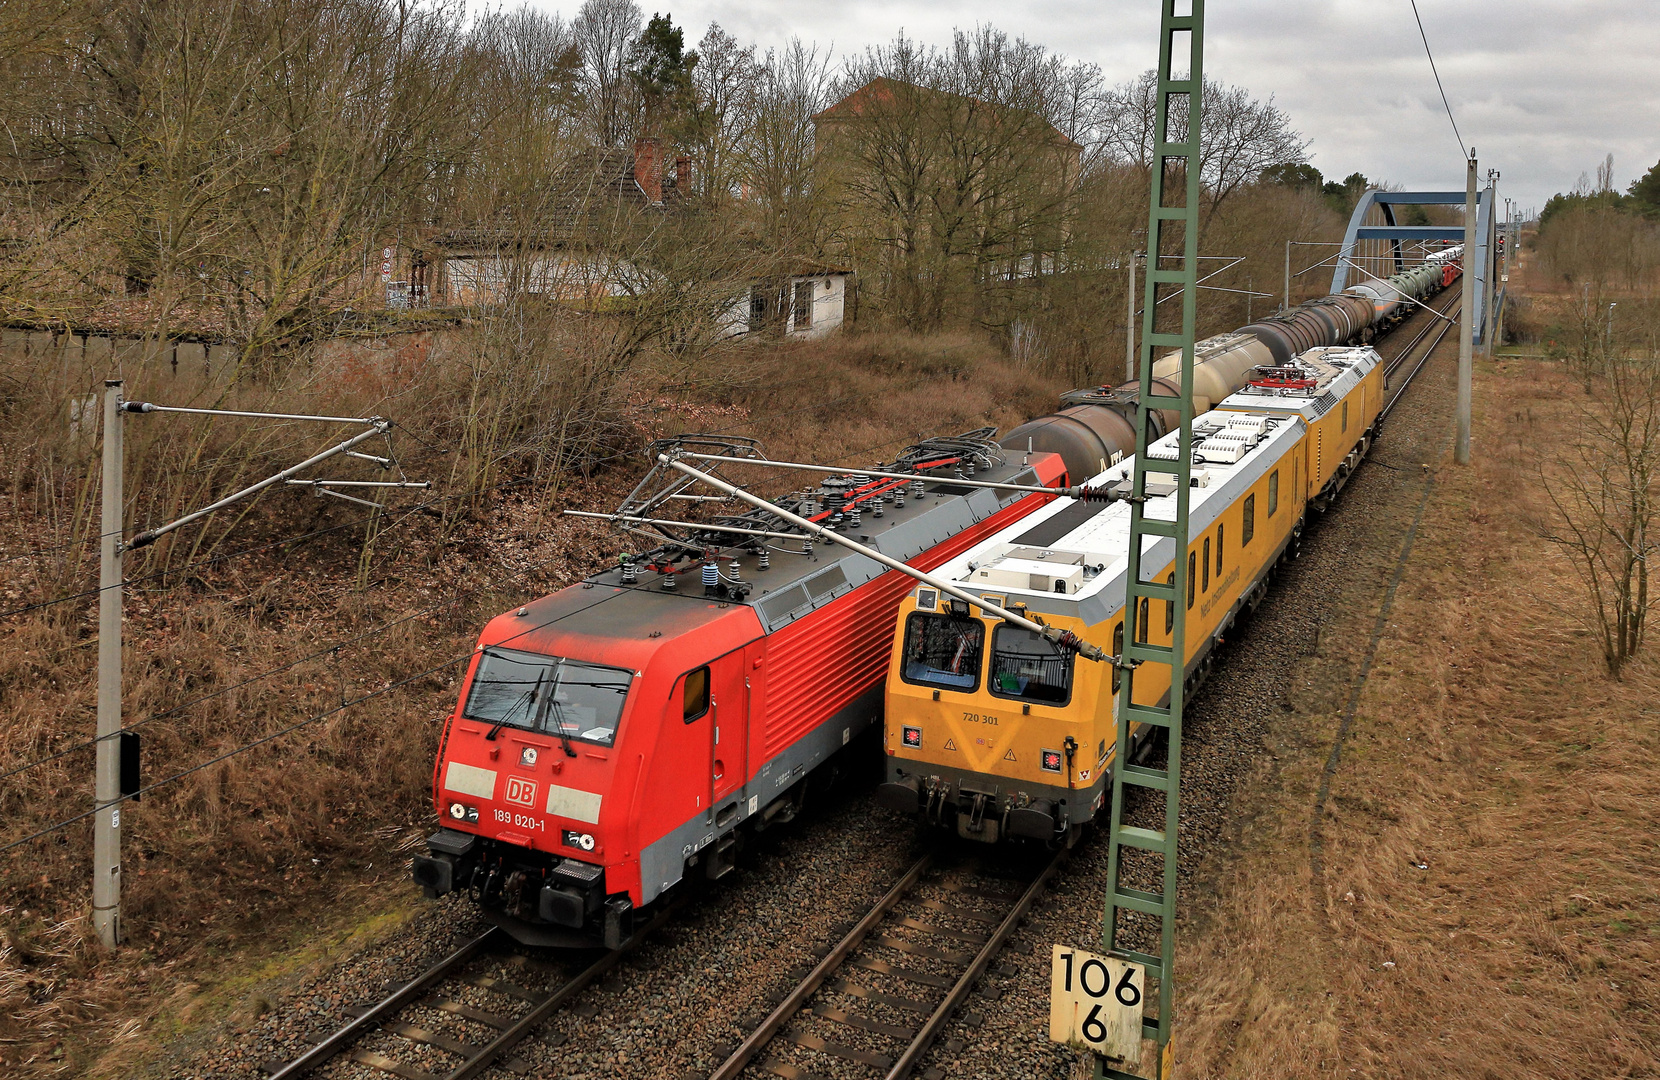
[412, 251, 1460, 943]
[1005, 246, 1460, 483]
[876, 343, 1388, 843]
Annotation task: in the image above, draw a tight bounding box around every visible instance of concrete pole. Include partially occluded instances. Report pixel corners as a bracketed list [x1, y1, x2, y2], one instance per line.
[1483, 172, 1499, 356]
[1456, 156, 1476, 465]
[93, 380, 124, 947]
[1126, 252, 1137, 382]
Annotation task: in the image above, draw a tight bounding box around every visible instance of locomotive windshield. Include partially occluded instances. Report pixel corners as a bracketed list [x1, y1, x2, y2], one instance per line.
[987, 625, 1074, 705]
[463, 647, 632, 747]
[900, 612, 984, 692]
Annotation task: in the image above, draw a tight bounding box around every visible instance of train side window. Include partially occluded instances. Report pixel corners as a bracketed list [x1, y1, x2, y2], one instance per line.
[1136, 597, 1150, 643]
[1268, 470, 1280, 516]
[1242, 494, 1255, 546]
[1202, 538, 1211, 592]
[1217, 524, 1224, 575]
[1165, 573, 1175, 633]
[1187, 552, 1196, 609]
[683, 667, 710, 723]
[1112, 622, 1124, 693]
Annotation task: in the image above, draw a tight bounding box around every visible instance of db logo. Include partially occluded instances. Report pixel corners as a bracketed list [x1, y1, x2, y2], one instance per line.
[902, 726, 922, 748]
[504, 776, 537, 808]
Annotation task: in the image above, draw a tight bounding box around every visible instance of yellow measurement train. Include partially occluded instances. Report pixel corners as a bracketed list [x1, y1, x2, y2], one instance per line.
[877, 345, 1385, 844]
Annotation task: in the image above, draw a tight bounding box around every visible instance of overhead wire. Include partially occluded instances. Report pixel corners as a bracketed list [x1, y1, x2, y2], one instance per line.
[1409, 0, 1469, 160]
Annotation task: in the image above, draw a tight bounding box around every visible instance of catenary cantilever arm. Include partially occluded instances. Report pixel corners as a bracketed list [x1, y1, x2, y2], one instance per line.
[658, 454, 1117, 665]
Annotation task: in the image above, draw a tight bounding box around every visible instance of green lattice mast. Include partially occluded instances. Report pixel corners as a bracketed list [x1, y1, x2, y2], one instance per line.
[1101, 2, 1202, 1076]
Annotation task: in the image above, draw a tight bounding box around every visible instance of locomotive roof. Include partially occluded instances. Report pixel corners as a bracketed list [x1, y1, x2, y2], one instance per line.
[475, 581, 755, 673]
[496, 455, 1058, 659]
[920, 395, 1320, 628]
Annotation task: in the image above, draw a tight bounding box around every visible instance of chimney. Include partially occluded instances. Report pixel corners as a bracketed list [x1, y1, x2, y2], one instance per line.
[675, 155, 691, 193]
[633, 137, 662, 204]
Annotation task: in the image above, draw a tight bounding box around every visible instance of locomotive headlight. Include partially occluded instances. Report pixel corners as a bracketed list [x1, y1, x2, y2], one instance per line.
[562, 830, 595, 851]
[449, 802, 478, 823]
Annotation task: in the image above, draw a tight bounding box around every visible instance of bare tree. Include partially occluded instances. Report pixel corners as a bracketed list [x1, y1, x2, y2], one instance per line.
[825, 30, 1084, 329]
[683, 24, 759, 203]
[1102, 69, 1308, 220]
[573, 0, 642, 147]
[1541, 351, 1660, 678]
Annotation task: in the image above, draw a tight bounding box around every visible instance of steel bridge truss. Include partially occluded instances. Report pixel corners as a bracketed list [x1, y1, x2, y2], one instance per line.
[1329, 187, 1494, 341]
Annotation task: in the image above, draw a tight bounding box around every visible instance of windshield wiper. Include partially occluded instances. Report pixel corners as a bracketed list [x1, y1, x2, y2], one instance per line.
[528, 671, 577, 757]
[488, 670, 544, 741]
[547, 696, 579, 758]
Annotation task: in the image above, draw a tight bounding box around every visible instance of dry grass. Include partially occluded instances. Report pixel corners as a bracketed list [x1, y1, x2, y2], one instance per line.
[0, 321, 1070, 1075]
[1175, 357, 1660, 1077]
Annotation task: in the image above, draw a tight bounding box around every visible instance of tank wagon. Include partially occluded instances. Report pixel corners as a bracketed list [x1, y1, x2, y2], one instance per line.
[1005, 253, 1458, 483]
[412, 432, 1069, 946]
[878, 345, 1387, 844]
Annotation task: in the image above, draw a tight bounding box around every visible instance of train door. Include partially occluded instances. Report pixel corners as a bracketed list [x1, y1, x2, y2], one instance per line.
[710, 647, 750, 810]
[657, 666, 715, 827]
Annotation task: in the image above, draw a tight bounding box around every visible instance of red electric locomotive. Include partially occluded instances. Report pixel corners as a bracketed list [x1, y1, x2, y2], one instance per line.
[413, 432, 1067, 946]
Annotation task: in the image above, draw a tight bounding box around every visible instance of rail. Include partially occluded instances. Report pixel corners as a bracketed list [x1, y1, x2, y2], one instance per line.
[706, 846, 1067, 1080]
[1380, 283, 1463, 423]
[264, 907, 674, 1080]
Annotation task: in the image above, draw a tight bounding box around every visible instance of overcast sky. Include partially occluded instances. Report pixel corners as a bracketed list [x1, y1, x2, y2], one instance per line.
[533, 0, 1659, 216]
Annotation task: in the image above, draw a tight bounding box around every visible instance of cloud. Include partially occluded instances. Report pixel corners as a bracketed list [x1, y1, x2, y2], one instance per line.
[537, 0, 1660, 213]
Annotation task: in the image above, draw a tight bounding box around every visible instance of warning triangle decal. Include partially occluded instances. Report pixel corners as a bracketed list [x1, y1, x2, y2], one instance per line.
[1003, 748, 1017, 761]
[943, 738, 959, 751]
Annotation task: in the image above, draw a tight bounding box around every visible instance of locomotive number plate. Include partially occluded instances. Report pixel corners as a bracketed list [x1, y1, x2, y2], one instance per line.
[1048, 945, 1142, 1064]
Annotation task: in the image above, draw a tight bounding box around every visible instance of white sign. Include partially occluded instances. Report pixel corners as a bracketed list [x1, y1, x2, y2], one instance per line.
[1048, 945, 1143, 1064]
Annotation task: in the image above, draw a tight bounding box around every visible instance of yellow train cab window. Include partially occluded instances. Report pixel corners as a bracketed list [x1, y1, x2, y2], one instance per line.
[1202, 538, 1211, 592]
[1136, 597, 1150, 643]
[1112, 622, 1124, 692]
[1187, 552, 1196, 609]
[1268, 470, 1280, 516]
[1242, 494, 1255, 546]
[900, 612, 984, 693]
[1216, 524, 1225, 575]
[989, 625, 1074, 705]
[683, 667, 710, 722]
[1165, 572, 1175, 633]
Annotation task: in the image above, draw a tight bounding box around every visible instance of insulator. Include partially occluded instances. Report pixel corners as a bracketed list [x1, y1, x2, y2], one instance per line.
[728, 561, 741, 581]
[662, 573, 677, 591]
[895, 492, 905, 508]
[620, 557, 638, 585]
[872, 501, 884, 518]
[702, 562, 719, 588]
[909, 480, 924, 497]
[850, 508, 862, 527]
[758, 550, 771, 570]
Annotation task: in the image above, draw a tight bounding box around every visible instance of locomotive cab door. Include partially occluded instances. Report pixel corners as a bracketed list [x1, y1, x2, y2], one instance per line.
[710, 647, 751, 817]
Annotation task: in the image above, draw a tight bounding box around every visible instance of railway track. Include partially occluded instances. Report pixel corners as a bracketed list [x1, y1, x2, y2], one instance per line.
[704, 847, 1066, 1080]
[1380, 282, 1463, 411]
[263, 910, 671, 1080]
